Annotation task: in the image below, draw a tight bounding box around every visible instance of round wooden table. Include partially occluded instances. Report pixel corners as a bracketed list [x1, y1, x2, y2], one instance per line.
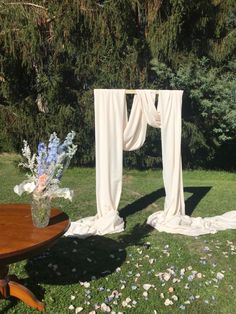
[0, 203, 70, 312]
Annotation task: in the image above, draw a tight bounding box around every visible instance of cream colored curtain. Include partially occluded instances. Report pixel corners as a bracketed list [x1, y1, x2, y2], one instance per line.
[65, 89, 185, 237]
[65, 89, 236, 238]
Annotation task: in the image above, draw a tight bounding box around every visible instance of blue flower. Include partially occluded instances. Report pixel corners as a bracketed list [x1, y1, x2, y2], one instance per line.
[38, 142, 46, 153]
[58, 131, 76, 154]
[37, 142, 47, 176]
[15, 131, 77, 201]
[188, 275, 194, 281]
[46, 133, 60, 165]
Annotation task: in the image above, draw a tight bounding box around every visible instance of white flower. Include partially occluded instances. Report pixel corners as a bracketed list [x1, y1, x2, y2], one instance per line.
[14, 181, 36, 196]
[47, 188, 73, 201]
[173, 278, 180, 283]
[100, 303, 111, 312]
[172, 295, 178, 301]
[143, 291, 148, 297]
[143, 284, 152, 291]
[164, 299, 173, 306]
[14, 132, 77, 201]
[216, 272, 224, 280]
[163, 273, 171, 281]
[84, 282, 90, 288]
[75, 307, 83, 313]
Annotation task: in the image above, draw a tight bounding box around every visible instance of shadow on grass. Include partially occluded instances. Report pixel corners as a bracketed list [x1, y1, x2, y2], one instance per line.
[25, 222, 153, 288]
[0, 298, 17, 314]
[120, 188, 165, 218]
[25, 236, 127, 285]
[120, 186, 212, 219]
[184, 186, 212, 216]
[23, 186, 211, 298]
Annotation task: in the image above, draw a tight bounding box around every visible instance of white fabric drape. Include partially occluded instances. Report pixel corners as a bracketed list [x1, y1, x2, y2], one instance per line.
[65, 89, 184, 237]
[65, 89, 236, 238]
[149, 90, 185, 219]
[146, 91, 236, 236]
[65, 90, 126, 238]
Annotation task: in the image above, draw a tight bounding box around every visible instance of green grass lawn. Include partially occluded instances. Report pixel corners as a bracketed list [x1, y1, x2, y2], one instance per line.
[0, 153, 236, 314]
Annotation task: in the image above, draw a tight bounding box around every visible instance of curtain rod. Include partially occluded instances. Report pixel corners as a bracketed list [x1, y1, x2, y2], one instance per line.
[125, 89, 159, 94]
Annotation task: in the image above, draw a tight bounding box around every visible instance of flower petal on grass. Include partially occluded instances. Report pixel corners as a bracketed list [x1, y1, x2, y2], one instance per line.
[216, 272, 224, 280]
[143, 284, 152, 291]
[164, 299, 173, 306]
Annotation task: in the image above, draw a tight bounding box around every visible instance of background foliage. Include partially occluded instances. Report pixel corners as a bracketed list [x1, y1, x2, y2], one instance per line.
[0, 0, 235, 169]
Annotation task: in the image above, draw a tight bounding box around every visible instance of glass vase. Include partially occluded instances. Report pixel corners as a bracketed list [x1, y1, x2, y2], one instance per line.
[31, 192, 51, 228]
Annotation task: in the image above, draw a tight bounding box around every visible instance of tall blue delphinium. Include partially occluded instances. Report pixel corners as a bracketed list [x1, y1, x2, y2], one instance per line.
[58, 131, 76, 154]
[56, 131, 77, 180]
[46, 132, 60, 165]
[37, 142, 47, 176]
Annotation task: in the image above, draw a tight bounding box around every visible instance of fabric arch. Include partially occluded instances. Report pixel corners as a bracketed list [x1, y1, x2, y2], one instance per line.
[65, 89, 236, 238]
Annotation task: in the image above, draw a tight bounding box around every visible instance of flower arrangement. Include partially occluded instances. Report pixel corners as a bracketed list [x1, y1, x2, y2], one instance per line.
[14, 131, 77, 201]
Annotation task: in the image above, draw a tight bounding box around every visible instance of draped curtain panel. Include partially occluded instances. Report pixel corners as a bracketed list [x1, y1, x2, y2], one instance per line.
[65, 89, 236, 238]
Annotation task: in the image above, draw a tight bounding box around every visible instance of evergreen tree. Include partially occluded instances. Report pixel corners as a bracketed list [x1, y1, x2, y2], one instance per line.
[0, 0, 235, 169]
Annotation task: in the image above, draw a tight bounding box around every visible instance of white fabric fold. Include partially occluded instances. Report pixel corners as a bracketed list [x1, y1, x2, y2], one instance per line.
[64, 210, 124, 238]
[123, 90, 160, 151]
[147, 211, 236, 236]
[159, 90, 185, 217]
[65, 88, 236, 239]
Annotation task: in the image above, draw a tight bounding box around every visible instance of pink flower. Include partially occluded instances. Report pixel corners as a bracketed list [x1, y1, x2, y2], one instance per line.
[37, 174, 47, 193]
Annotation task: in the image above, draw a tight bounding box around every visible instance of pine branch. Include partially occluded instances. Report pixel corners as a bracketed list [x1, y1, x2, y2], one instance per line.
[5, 2, 47, 11]
[0, 28, 20, 36]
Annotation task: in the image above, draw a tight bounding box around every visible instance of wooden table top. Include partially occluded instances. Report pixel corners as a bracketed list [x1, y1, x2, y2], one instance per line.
[0, 203, 70, 265]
